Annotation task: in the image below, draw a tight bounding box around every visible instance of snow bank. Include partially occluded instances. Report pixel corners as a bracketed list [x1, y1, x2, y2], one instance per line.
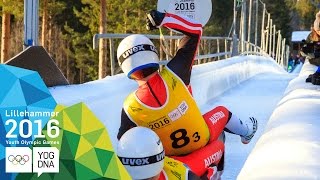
[49, 55, 285, 152]
[238, 59, 320, 179]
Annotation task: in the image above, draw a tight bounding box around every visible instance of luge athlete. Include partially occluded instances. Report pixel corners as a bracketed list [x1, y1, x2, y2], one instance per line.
[116, 10, 258, 177]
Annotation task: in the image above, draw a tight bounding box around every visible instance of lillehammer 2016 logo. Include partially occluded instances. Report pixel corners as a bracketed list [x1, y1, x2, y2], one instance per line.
[0, 65, 59, 178]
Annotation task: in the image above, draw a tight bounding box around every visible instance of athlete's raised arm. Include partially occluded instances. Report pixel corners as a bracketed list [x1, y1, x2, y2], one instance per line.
[147, 10, 202, 86]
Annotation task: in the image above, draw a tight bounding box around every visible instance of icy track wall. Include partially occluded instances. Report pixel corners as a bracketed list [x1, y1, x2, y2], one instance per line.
[238, 59, 320, 179]
[50, 55, 285, 151]
[191, 55, 285, 107]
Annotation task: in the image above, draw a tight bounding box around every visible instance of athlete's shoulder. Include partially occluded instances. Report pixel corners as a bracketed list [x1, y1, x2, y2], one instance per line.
[123, 91, 136, 107]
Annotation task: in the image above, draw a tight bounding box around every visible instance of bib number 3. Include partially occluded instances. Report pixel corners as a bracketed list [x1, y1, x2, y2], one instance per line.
[170, 129, 200, 149]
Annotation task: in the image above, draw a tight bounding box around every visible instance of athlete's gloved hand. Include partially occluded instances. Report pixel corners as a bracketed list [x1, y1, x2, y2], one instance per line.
[146, 10, 165, 30]
[306, 72, 320, 85]
[311, 72, 320, 85]
[306, 74, 312, 83]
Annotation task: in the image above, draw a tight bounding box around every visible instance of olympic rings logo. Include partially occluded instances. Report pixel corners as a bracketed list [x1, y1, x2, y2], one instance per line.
[7, 155, 30, 165]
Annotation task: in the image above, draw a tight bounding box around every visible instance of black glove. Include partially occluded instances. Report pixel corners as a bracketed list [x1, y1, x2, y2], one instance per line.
[311, 72, 320, 85]
[146, 10, 165, 30]
[306, 74, 312, 83]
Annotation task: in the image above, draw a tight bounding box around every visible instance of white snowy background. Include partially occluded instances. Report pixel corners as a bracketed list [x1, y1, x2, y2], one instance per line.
[49, 55, 320, 179]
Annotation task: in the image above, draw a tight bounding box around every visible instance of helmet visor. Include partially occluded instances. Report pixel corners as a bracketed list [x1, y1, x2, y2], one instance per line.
[130, 66, 159, 80]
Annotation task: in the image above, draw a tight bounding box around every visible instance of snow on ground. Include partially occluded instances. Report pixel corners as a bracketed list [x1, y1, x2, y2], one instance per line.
[201, 72, 293, 179]
[238, 59, 320, 179]
[50, 56, 320, 179]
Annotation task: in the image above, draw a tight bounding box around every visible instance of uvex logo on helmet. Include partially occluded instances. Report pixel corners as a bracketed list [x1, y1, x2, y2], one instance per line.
[118, 44, 158, 65]
[118, 150, 165, 167]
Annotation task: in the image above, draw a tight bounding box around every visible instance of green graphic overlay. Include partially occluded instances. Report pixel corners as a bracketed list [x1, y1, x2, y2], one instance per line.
[16, 103, 131, 180]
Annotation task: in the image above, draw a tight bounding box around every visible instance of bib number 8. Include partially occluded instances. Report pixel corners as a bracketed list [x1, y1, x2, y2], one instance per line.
[170, 129, 200, 149]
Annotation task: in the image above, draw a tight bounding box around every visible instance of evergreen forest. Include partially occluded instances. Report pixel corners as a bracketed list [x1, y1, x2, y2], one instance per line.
[0, 0, 318, 83]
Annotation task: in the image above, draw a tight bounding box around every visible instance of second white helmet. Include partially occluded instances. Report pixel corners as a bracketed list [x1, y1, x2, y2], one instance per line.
[117, 34, 159, 79]
[117, 127, 165, 179]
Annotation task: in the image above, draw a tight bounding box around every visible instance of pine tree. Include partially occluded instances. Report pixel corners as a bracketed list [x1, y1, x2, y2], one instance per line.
[295, 0, 318, 29]
[263, 0, 292, 40]
[204, 0, 233, 36]
[0, 0, 23, 63]
[71, 0, 100, 82]
[99, 0, 107, 79]
[41, 0, 49, 48]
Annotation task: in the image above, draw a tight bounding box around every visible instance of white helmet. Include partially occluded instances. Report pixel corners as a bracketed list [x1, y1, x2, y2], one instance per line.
[117, 127, 165, 179]
[117, 34, 159, 79]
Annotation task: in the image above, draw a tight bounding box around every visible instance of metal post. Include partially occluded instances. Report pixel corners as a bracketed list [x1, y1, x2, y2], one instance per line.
[239, 18, 242, 52]
[280, 38, 284, 68]
[241, 0, 247, 52]
[264, 14, 269, 54]
[254, 0, 258, 52]
[281, 38, 286, 68]
[217, 39, 220, 60]
[269, 19, 273, 56]
[261, 3, 266, 51]
[225, 39, 228, 59]
[279, 31, 282, 63]
[208, 40, 212, 61]
[247, 0, 252, 50]
[272, 25, 276, 59]
[276, 30, 281, 63]
[109, 39, 115, 75]
[24, 0, 39, 48]
[232, 0, 239, 56]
